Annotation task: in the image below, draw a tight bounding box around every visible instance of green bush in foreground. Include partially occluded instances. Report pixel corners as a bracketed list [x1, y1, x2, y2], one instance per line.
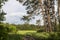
[25, 32, 60, 40]
[7, 25, 16, 33]
[0, 24, 8, 40]
[7, 32, 60, 40]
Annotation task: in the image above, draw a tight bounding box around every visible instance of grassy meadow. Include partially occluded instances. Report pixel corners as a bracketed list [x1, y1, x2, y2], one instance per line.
[17, 30, 36, 35]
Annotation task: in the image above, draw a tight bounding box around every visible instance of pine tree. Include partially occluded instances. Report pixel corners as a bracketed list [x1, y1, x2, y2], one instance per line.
[18, 0, 57, 32]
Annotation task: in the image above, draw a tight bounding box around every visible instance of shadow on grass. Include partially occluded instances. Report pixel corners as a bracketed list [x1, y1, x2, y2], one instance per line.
[8, 34, 35, 40]
[8, 34, 24, 40]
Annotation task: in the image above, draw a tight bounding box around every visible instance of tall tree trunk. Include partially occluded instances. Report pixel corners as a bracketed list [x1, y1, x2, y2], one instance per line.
[58, 0, 60, 31]
[39, 0, 56, 32]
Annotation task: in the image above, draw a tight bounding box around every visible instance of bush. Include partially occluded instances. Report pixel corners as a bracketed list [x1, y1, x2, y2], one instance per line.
[8, 25, 17, 33]
[37, 29, 44, 32]
[0, 24, 8, 40]
[25, 32, 60, 40]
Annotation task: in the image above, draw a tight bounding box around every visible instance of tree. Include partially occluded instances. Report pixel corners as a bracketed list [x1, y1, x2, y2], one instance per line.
[58, 0, 60, 31]
[21, 16, 31, 24]
[0, 0, 7, 23]
[0, 0, 8, 40]
[43, 0, 56, 32]
[18, 0, 58, 32]
[18, 0, 42, 25]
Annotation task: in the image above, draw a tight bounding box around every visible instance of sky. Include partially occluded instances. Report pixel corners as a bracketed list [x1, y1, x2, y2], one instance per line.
[2, 0, 27, 24]
[2, 0, 43, 25]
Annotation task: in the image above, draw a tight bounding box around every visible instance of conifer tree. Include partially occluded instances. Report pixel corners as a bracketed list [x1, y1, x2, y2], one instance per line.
[18, 0, 58, 32]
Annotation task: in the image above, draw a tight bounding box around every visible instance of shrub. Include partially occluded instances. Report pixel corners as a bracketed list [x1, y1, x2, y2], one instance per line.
[8, 25, 16, 33]
[0, 24, 8, 40]
[25, 32, 60, 40]
[37, 29, 44, 32]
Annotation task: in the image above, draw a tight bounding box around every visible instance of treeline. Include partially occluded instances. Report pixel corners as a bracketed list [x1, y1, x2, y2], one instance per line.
[16, 24, 44, 30]
[1, 23, 60, 32]
[3, 23, 44, 31]
[1, 22, 46, 32]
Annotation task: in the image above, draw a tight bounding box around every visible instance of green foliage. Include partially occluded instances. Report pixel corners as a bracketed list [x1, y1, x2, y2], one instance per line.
[4, 23, 17, 33]
[0, 0, 8, 40]
[8, 25, 16, 33]
[7, 32, 60, 40]
[0, 0, 8, 21]
[8, 34, 23, 40]
[0, 24, 8, 40]
[16, 24, 42, 30]
[0, 23, 16, 40]
[37, 29, 44, 32]
[25, 32, 60, 40]
[0, 11, 6, 21]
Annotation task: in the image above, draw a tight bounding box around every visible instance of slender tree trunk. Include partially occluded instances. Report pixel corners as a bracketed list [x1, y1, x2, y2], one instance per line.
[58, 0, 60, 31]
[39, 0, 47, 32]
[45, 0, 52, 32]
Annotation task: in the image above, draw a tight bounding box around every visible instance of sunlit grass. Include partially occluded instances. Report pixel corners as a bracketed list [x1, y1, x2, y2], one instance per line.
[17, 30, 36, 35]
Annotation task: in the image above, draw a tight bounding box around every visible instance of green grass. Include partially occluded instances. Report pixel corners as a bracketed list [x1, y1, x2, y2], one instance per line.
[17, 30, 36, 35]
